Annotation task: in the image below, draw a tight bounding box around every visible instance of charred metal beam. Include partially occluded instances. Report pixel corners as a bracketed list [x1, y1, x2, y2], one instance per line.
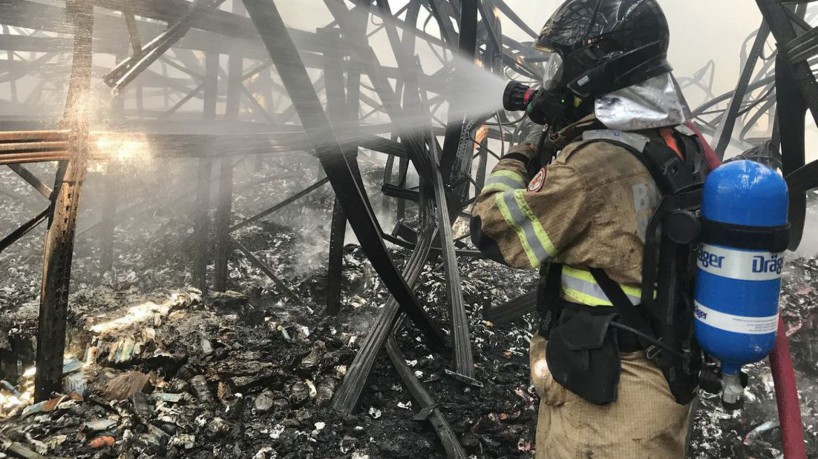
[759, 2, 811, 251]
[430, 137, 474, 378]
[229, 178, 329, 233]
[493, 0, 538, 38]
[214, 15, 243, 291]
[0, 207, 50, 254]
[381, 183, 420, 202]
[243, 0, 444, 347]
[326, 200, 346, 315]
[777, 55, 808, 252]
[482, 290, 537, 325]
[213, 158, 234, 291]
[712, 21, 770, 159]
[122, 1, 143, 58]
[474, 129, 489, 192]
[381, 232, 483, 258]
[34, 0, 93, 401]
[0, 127, 408, 161]
[158, 81, 206, 119]
[758, 1, 818, 125]
[203, 50, 219, 120]
[332, 201, 437, 413]
[0, 435, 46, 459]
[0, 152, 69, 165]
[230, 236, 304, 304]
[440, 0, 479, 183]
[1, 25, 17, 104]
[0, 141, 70, 154]
[324, 26, 356, 317]
[786, 160, 818, 197]
[322, 1, 409, 134]
[331, 7, 443, 408]
[193, 158, 212, 294]
[7, 165, 53, 199]
[0, 130, 69, 143]
[691, 77, 775, 118]
[784, 22, 818, 64]
[385, 336, 467, 459]
[103, 0, 227, 93]
[426, 0, 458, 46]
[99, 168, 119, 274]
[357, 137, 407, 157]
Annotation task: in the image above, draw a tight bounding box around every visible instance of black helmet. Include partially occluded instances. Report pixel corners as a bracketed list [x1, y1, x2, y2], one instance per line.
[535, 0, 672, 98]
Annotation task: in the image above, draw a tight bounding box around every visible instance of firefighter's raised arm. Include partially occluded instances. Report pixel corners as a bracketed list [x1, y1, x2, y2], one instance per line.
[470, 142, 595, 269]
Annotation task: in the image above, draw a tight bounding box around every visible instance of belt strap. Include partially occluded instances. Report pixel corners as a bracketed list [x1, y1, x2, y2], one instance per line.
[537, 263, 564, 336]
[589, 268, 658, 355]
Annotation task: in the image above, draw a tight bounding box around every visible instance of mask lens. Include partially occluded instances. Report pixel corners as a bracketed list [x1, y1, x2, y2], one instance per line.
[542, 53, 563, 90]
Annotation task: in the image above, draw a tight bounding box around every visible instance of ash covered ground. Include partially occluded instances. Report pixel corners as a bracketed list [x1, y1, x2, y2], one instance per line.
[0, 159, 816, 458]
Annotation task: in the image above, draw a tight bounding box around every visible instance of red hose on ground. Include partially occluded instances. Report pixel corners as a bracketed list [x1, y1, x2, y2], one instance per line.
[687, 121, 806, 458]
[769, 318, 807, 459]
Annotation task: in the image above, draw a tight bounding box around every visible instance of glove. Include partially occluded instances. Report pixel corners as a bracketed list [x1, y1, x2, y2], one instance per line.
[521, 119, 545, 148]
[530, 335, 567, 407]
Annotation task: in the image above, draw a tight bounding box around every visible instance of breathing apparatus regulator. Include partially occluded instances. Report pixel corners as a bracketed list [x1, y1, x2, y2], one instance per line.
[500, 0, 794, 411]
[503, 52, 577, 128]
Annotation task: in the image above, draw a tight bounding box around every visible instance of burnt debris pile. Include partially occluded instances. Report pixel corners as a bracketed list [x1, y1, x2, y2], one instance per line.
[0, 238, 542, 458]
[0, 241, 817, 458]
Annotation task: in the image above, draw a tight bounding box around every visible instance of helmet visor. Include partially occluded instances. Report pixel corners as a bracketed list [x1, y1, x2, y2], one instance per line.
[542, 53, 564, 90]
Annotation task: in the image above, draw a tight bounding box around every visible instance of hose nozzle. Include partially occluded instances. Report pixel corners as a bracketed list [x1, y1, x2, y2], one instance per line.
[503, 81, 535, 112]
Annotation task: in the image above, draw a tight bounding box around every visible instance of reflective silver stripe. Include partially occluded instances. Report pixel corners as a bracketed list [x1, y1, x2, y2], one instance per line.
[561, 271, 641, 306]
[499, 191, 551, 264]
[485, 174, 525, 191]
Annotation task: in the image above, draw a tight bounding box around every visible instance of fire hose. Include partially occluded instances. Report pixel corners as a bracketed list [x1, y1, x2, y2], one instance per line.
[688, 122, 807, 459]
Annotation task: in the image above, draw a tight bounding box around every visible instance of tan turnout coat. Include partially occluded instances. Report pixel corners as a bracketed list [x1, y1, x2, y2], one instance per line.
[471, 119, 694, 458]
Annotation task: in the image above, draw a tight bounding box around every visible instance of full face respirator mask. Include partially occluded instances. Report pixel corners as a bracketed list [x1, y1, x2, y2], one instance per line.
[503, 53, 576, 128]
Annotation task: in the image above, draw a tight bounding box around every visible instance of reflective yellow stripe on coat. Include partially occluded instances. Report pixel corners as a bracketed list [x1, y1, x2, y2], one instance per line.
[495, 189, 557, 268]
[482, 169, 527, 193]
[561, 266, 642, 307]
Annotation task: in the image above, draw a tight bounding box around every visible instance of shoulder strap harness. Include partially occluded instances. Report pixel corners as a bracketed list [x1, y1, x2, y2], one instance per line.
[537, 125, 707, 404]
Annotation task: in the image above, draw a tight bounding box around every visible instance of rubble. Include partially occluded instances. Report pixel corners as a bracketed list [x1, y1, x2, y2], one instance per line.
[0, 241, 544, 458]
[87, 435, 115, 449]
[101, 371, 151, 401]
[1, 255, 815, 458]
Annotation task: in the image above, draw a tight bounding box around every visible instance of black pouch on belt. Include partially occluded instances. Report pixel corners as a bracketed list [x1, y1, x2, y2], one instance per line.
[545, 307, 621, 405]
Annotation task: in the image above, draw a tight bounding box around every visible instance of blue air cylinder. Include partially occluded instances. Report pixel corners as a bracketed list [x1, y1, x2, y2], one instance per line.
[694, 160, 790, 376]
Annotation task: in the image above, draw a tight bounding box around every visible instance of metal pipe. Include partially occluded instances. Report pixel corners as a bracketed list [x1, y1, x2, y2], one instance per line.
[0, 152, 69, 165]
[0, 142, 69, 152]
[0, 130, 67, 142]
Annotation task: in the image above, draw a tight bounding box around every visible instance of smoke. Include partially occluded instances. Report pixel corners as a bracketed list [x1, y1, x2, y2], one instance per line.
[2, 0, 817, 307]
[794, 193, 818, 258]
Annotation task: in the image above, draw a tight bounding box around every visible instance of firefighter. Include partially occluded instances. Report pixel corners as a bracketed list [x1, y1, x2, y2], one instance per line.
[471, 0, 704, 457]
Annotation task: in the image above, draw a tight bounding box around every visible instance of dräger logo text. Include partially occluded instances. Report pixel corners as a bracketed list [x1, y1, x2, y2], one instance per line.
[698, 249, 725, 269]
[752, 254, 784, 275]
